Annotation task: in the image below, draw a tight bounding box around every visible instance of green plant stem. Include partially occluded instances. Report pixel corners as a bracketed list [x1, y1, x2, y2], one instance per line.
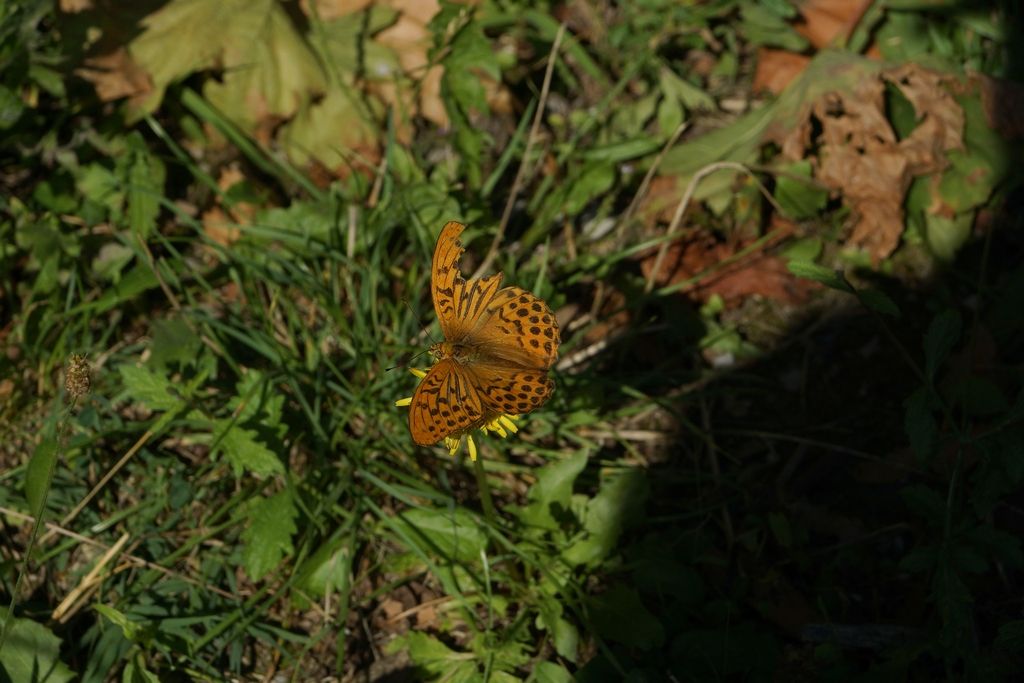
[473, 457, 498, 526]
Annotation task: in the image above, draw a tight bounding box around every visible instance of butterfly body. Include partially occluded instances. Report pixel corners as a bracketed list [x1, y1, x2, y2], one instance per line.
[409, 222, 560, 446]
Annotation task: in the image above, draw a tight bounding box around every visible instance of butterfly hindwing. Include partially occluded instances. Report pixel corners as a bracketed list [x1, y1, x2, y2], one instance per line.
[469, 362, 555, 416]
[409, 358, 486, 445]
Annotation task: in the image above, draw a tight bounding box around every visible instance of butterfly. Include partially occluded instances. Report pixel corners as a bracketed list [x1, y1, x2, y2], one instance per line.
[408, 221, 560, 446]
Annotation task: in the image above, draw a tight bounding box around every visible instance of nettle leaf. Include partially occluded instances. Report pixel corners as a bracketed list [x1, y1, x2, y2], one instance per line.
[389, 632, 478, 683]
[212, 419, 284, 478]
[119, 364, 183, 412]
[518, 450, 588, 530]
[924, 309, 962, 382]
[242, 488, 298, 581]
[563, 469, 648, 566]
[397, 507, 487, 564]
[0, 609, 75, 683]
[125, 135, 166, 239]
[227, 369, 284, 432]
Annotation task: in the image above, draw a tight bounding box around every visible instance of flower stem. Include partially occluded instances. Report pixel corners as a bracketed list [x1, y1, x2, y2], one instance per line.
[472, 457, 498, 525]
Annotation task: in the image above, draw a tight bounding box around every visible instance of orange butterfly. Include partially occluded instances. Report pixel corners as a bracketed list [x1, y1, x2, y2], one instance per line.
[409, 221, 560, 446]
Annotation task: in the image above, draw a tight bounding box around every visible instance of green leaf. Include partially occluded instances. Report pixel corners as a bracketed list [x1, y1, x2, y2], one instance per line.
[782, 237, 823, 264]
[923, 309, 961, 383]
[438, 15, 500, 188]
[279, 89, 378, 172]
[119, 364, 183, 412]
[242, 489, 298, 581]
[857, 287, 901, 317]
[130, 0, 327, 128]
[126, 139, 166, 239]
[588, 584, 665, 650]
[294, 538, 350, 600]
[397, 507, 487, 564]
[564, 469, 648, 566]
[774, 160, 828, 220]
[91, 242, 135, 283]
[530, 661, 573, 683]
[25, 436, 57, 518]
[213, 420, 284, 478]
[786, 261, 853, 293]
[538, 601, 579, 662]
[562, 162, 616, 217]
[519, 451, 588, 530]
[0, 84, 24, 129]
[904, 388, 937, 462]
[148, 317, 202, 371]
[741, 3, 808, 51]
[93, 604, 154, 646]
[0, 609, 75, 683]
[390, 632, 478, 682]
[924, 211, 972, 262]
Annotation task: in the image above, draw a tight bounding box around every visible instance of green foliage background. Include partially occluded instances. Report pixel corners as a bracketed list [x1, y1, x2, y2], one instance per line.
[1, 0, 1024, 681]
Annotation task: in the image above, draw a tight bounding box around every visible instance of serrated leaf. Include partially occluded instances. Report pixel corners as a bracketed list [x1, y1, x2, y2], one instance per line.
[242, 489, 298, 581]
[126, 144, 166, 239]
[389, 632, 478, 682]
[924, 309, 962, 382]
[0, 609, 75, 683]
[213, 420, 284, 478]
[786, 261, 853, 293]
[397, 507, 487, 564]
[519, 451, 588, 530]
[119, 364, 183, 412]
[25, 436, 57, 518]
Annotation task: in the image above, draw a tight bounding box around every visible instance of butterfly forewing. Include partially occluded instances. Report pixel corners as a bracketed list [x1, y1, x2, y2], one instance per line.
[409, 358, 486, 445]
[431, 222, 504, 341]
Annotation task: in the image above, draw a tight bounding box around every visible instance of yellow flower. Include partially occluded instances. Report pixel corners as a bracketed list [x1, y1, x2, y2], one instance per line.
[395, 368, 520, 461]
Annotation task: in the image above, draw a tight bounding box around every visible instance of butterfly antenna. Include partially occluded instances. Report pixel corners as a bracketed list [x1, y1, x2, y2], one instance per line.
[401, 297, 439, 345]
[386, 348, 430, 372]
